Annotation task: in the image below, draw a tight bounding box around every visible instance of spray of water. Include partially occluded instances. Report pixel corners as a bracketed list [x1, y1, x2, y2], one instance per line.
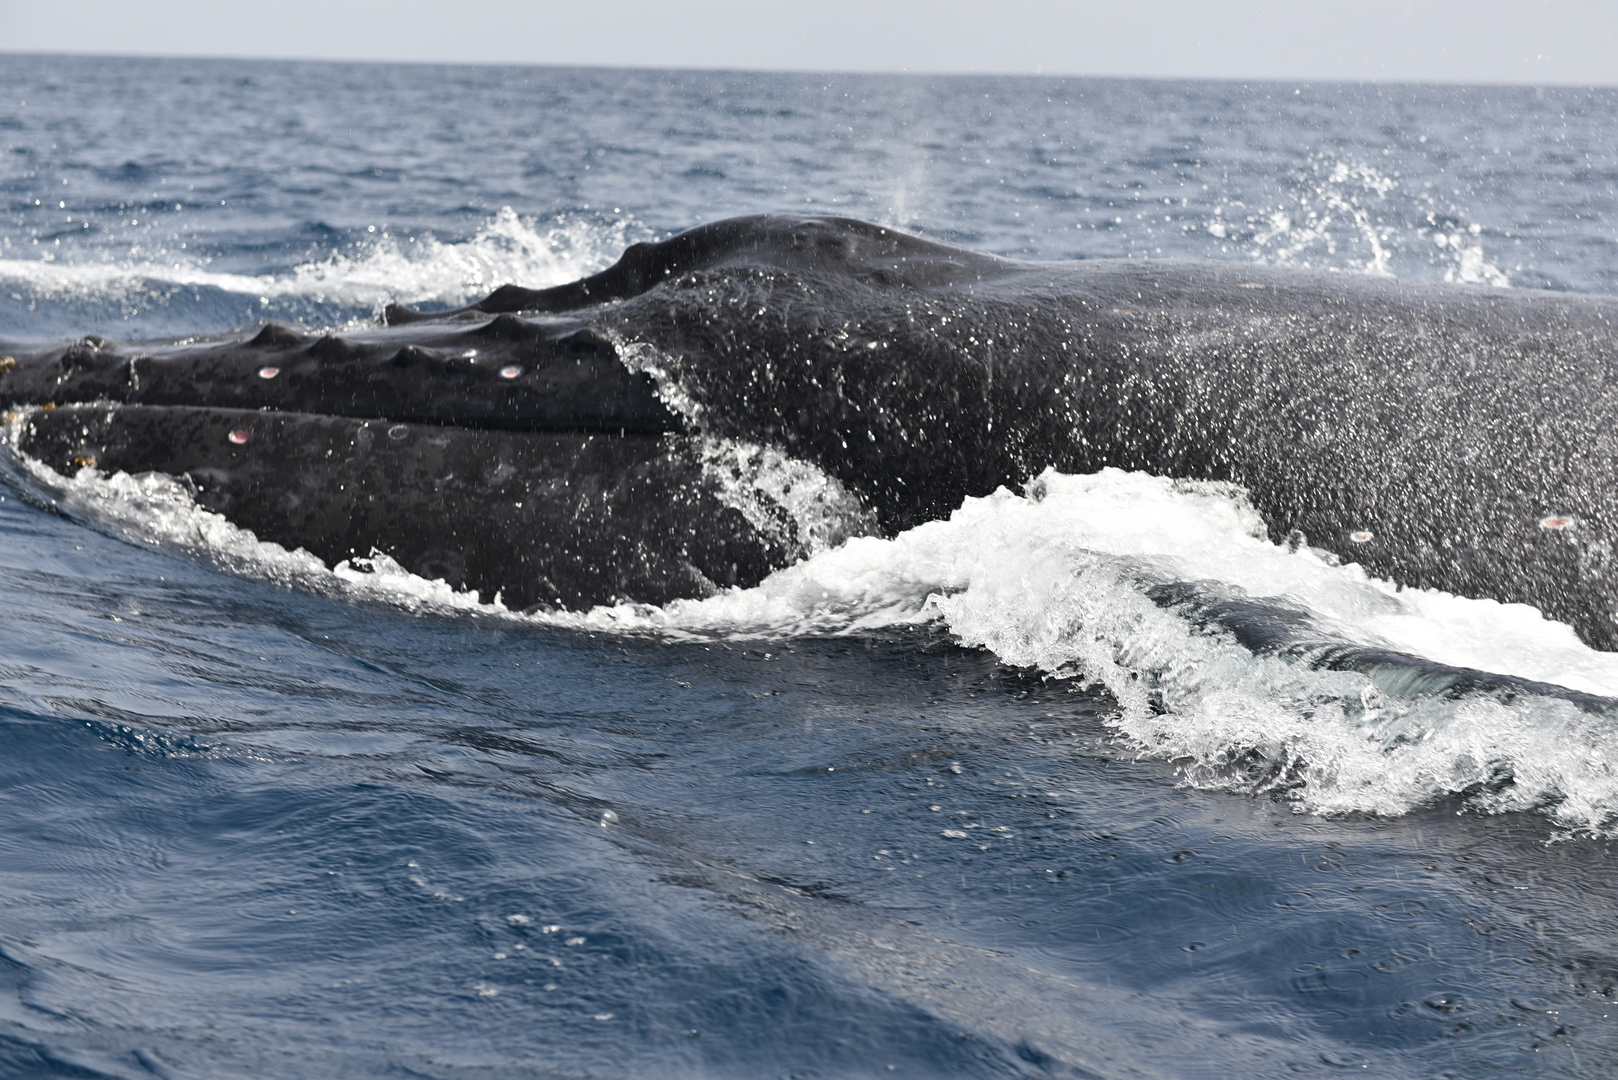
[1205, 158, 1511, 285]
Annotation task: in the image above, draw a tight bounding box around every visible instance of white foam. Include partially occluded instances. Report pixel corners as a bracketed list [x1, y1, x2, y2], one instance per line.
[0, 207, 632, 315]
[576, 469, 1618, 833]
[596, 470, 1614, 685]
[276, 208, 634, 309]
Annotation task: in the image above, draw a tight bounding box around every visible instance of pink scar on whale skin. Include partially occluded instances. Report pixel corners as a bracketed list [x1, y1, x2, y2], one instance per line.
[499, 365, 523, 379]
[1540, 515, 1576, 531]
[257, 366, 279, 379]
[229, 429, 250, 444]
[1349, 530, 1373, 543]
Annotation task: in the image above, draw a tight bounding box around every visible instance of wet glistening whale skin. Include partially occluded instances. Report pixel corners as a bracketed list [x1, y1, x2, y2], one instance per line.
[4, 214, 1618, 649]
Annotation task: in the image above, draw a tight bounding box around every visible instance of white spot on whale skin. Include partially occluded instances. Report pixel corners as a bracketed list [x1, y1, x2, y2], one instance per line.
[1348, 530, 1373, 543]
[499, 365, 523, 379]
[228, 429, 250, 445]
[1541, 515, 1576, 531]
[387, 424, 409, 441]
[257, 366, 279, 379]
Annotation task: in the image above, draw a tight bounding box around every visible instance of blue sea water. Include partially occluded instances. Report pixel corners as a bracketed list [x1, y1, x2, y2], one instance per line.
[4, 54, 1618, 1078]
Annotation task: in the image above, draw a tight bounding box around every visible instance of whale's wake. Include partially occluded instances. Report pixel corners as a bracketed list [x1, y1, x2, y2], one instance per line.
[14, 441, 1618, 835]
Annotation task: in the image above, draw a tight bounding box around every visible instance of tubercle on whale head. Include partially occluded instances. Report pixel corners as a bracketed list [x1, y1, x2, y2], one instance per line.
[383, 302, 433, 326]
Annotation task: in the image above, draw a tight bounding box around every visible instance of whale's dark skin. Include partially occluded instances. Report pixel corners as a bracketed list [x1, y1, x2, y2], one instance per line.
[4, 214, 1618, 647]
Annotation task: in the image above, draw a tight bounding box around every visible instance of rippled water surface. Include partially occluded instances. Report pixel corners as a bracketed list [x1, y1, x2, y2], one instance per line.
[4, 54, 1618, 1078]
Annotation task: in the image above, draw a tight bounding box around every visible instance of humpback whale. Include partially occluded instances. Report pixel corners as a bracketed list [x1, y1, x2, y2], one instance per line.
[4, 214, 1618, 648]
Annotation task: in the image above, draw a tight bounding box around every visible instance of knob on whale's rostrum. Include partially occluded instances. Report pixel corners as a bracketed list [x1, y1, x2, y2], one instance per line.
[248, 323, 304, 349]
[307, 335, 364, 363]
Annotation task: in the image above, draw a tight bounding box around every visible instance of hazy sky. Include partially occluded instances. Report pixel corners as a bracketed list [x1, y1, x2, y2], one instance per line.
[4, 0, 1616, 84]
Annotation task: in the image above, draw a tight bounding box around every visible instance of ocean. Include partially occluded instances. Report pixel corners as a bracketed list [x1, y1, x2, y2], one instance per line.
[3, 53, 1618, 1078]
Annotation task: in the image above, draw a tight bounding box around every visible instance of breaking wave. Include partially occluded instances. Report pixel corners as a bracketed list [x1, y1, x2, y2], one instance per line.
[0, 208, 637, 325]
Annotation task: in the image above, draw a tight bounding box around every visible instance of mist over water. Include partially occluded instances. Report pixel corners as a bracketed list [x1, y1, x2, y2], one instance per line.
[5, 54, 1618, 1078]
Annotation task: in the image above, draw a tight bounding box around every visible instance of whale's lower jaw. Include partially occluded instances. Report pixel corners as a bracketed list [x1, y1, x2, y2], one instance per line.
[9, 403, 787, 610]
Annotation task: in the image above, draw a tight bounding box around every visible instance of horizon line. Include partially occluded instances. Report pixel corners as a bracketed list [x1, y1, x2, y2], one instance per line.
[4, 49, 1614, 92]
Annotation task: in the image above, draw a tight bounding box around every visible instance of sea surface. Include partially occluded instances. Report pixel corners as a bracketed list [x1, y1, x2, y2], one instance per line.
[3, 54, 1618, 1078]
